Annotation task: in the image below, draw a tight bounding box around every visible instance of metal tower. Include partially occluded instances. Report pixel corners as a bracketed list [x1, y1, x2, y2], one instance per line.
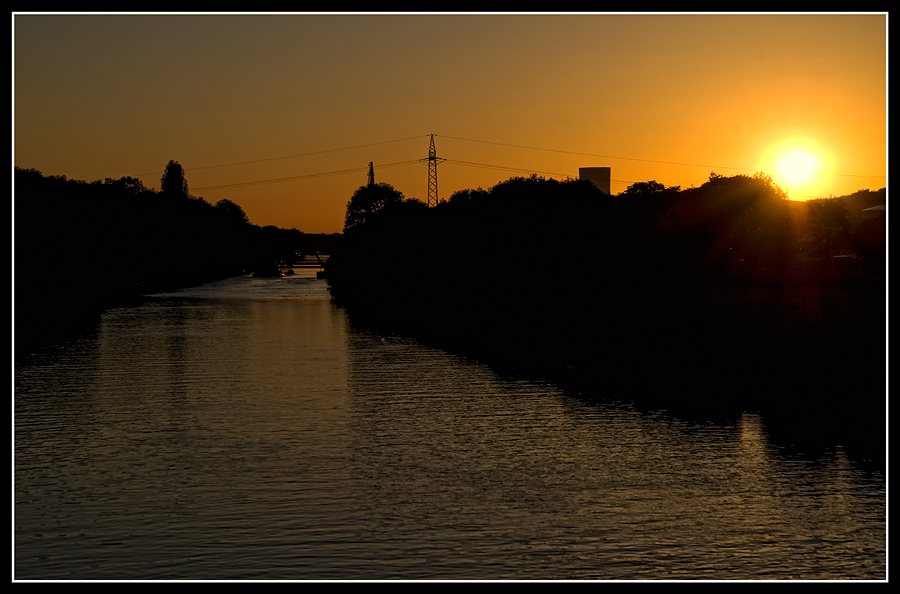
[425, 134, 444, 207]
[367, 162, 374, 186]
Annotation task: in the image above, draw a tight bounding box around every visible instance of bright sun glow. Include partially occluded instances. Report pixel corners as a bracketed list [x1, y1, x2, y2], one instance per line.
[779, 151, 817, 182]
[760, 138, 833, 200]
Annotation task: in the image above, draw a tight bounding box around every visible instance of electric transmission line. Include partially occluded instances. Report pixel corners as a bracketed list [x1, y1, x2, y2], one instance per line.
[435, 134, 886, 180]
[139, 132, 883, 194]
[132, 135, 428, 178]
[192, 159, 421, 192]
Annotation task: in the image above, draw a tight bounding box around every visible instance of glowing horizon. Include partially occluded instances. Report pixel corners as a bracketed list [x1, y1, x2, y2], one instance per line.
[14, 13, 886, 232]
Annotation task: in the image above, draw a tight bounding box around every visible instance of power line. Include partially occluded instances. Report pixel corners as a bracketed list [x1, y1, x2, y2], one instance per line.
[130, 133, 886, 182]
[826, 172, 888, 179]
[191, 156, 638, 194]
[192, 159, 421, 192]
[436, 134, 886, 179]
[132, 135, 428, 177]
[444, 158, 637, 186]
[152, 132, 884, 193]
[192, 167, 367, 191]
[443, 158, 573, 179]
[437, 134, 758, 172]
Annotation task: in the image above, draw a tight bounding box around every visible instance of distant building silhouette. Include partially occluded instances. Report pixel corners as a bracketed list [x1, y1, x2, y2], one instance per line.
[579, 167, 611, 194]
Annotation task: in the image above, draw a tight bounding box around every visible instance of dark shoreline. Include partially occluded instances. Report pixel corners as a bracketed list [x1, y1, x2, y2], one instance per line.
[322, 175, 886, 472]
[14, 269, 244, 364]
[328, 279, 885, 475]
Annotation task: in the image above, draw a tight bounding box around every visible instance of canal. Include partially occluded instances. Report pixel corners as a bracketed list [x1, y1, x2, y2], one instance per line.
[14, 269, 886, 580]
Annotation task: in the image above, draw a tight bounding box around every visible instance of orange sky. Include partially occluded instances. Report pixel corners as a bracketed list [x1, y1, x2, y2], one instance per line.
[14, 13, 887, 234]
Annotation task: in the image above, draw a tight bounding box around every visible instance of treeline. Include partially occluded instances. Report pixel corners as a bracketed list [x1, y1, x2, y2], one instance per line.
[14, 163, 340, 357]
[326, 173, 886, 464]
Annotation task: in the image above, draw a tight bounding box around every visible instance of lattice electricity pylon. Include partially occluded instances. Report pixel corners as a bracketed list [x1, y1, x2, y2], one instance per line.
[423, 134, 445, 207]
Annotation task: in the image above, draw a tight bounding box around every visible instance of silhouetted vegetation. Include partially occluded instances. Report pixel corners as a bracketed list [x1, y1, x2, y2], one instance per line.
[14, 165, 340, 358]
[326, 173, 886, 466]
[343, 181, 409, 233]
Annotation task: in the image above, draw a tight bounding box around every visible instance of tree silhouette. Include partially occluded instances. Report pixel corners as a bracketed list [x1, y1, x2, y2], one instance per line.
[160, 160, 190, 198]
[213, 198, 250, 226]
[104, 176, 147, 196]
[619, 180, 680, 197]
[343, 182, 405, 233]
[806, 197, 851, 258]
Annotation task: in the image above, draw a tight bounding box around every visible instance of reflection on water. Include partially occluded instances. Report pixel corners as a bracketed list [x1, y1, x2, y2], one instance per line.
[14, 271, 885, 580]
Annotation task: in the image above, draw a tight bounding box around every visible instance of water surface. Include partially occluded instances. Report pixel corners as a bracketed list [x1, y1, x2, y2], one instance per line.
[14, 271, 886, 580]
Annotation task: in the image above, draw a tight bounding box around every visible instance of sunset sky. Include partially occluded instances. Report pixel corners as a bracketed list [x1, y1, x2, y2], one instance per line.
[14, 13, 887, 234]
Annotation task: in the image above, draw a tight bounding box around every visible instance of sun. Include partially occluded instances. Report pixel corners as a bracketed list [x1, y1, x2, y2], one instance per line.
[779, 151, 817, 183]
[760, 138, 833, 199]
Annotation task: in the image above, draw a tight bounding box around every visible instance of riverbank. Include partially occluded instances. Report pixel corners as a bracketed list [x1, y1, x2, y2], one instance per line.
[328, 267, 885, 468]
[13, 166, 332, 362]
[323, 175, 885, 468]
[14, 267, 246, 362]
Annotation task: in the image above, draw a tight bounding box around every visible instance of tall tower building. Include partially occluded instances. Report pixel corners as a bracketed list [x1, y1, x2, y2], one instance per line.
[579, 167, 611, 194]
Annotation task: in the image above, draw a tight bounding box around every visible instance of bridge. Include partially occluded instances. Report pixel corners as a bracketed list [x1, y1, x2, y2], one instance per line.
[293, 253, 330, 267]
